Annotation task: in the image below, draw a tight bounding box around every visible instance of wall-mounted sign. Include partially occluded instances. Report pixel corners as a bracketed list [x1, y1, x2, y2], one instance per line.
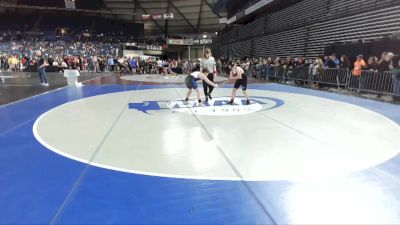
[125, 43, 162, 51]
[193, 39, 213, 45]
[167, 39, 193, 46]
[144, 50, 163, 56]
[164, 13, 174, 19]
[65, 0, 76, 9]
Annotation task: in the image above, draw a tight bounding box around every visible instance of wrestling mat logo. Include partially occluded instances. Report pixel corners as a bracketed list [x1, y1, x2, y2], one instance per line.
[129, 96, 284, 116]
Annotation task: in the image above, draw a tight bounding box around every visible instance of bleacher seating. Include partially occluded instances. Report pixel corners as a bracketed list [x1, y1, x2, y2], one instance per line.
[265, 0, 327, 34]
[238, 17, 265, 40]
[212, 0, 400, 59]
[253, 27, 306, 58]
[306, 5, 400, 57]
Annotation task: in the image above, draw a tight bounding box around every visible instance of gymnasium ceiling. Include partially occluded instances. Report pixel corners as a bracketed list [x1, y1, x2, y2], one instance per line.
[102, 0, 227, 35]
[0, 0, 226, 36]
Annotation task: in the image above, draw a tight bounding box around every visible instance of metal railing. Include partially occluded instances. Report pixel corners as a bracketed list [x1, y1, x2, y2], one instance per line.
[252, 65, 400, 99]
[348, 70, 395, 95]
[287, 66, 309, 83]
[310, 68, 349, 88]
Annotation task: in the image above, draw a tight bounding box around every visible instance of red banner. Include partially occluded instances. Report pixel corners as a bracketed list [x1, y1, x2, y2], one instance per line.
[152, 14, 162, 20]
[142, 14, 151, 20]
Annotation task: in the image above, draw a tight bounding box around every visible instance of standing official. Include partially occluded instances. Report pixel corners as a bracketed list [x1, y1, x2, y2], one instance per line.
[200, 48, 217, 102]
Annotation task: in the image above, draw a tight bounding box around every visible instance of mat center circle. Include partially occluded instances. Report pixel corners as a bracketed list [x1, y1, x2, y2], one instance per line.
[33, 88, 400, 181]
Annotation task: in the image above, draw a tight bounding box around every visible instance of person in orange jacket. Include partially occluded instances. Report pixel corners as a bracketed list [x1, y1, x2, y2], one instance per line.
[353, 54, 366, 76]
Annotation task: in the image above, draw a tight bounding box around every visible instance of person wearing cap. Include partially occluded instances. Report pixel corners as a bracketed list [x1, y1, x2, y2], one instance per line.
[353, 54, 366, 77]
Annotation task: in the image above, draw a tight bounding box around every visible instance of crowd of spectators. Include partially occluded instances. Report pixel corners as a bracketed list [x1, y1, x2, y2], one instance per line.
[0, 40, 117, 73]
[110, 57, 206, 76]
[0, 30, 166, 73]
[220, 52, 398, 76]
[1, 28, 399, 99]
[0, 39, 203, 76]
[219, 51, 400, 99]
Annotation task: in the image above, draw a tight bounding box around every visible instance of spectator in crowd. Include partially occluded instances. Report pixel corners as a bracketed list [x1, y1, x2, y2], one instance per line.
[93, 55, 99, 72]
[308, 58, 324, 76]
[0, 55, 6, 71]
[8, 55, 19, 72]
[182, 60, 191, 74]
[108, 56, 114, 72]
[99, 57, 106, 72]
[391, 55, 400, 100]
[87, 56, 94, 72]
[352, 55, 366, 76]
[308, 58, 324, 87]
[216, 59, 222, 74]
[37, 55, 49, 86]
[366, 57, 379, 71]
[350, 54, 366, 92]
[130, 57, 138, 74]
[323, 56, 329, 67]
[379, 52, 394, 71]
[58, 59, 68, 72]
[326, 53, 340, 68]
[340, 55, 351, 69]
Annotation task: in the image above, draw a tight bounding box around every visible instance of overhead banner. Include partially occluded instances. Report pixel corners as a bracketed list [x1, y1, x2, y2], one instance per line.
[193, 39, 213, 45]
[164, 13, 174, 19]
[65, 0, 76, 9]
[125, 42, 137, 47]
[245, 0, 274, 15]
[219, 17, 227, 24]
[167, 39, 193, 46]
[125, 43, 162, 51]
[142, 14, 151, 20]
[123, 50, 144, 57]
[227, 16, 237, 25]
[144, 50, 163, 56]
[152, 14, 163, 20]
